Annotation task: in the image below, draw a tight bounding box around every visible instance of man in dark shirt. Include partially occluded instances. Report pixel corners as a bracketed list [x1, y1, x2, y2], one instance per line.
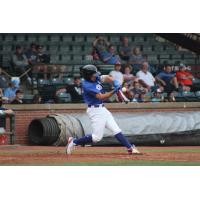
[0, 68, 8, 90]
[56, 77, 83, 103]
[11, 90, 24, 104]
[25, 43, 38, 65]
[36, 45, 50, 64]
[0, 96, 14, 128]
[119, 37, 132, 61]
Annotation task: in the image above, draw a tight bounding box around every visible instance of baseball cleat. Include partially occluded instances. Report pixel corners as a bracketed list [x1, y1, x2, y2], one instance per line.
[128, 147, 142, 155]
[66, 137, 75, 155]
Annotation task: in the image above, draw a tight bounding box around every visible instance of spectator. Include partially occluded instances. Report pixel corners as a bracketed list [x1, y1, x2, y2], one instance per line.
[136, 62, 163, 92]
[32, 94, 42, 104]
[93, 37, 120, 64]
[109, 63, 124, 85]
[11, 90, 24, 104]
[119, 37, 132, 61]
[0, 68, 8, 90]
[129, 47, 145, 72]
[123, 65, 138, 86]
[0, 88, 3, 97]
[36, 45, 50, 64]
[0, 96, 14, 115]
[93, 36, 109, 61]
[156, 65, 179, 101]
[4, 80, 20, 103]
[25, 43, 38, 65]
[129, 81, 146, 102]
[176, 63, 194, 92]
[56, 76, 83, 103]
[11, 45, 31, 84]
[33, 45, 50, 80]
[102, 45, 121, 65]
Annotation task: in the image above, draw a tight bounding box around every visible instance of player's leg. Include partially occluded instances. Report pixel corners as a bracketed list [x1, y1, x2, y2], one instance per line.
[105, 108, 140, 154]
[66, 108, 106, 154]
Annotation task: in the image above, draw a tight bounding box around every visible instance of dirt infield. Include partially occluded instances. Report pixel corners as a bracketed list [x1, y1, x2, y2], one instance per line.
[0, 145, 200, 166]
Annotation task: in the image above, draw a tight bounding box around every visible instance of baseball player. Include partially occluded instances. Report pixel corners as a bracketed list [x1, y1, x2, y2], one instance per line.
[66, 65, 140, 155]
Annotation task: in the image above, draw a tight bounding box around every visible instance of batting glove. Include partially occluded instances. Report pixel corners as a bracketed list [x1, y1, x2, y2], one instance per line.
[113, 80, 121, 88]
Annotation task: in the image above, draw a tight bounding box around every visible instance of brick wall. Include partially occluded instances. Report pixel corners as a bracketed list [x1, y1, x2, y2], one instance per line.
[3, 102, 200, 145]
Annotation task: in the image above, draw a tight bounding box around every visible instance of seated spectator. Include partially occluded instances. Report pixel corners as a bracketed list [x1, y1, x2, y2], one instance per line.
[123, 65, 138, 86]
[156, 65, 179, 101]
[109, 63, 124, 85]
[11, 90, 24, 104]
[136, 62, 163, 92]
[4, 80, 20, 103]
[93, 37, 120, 65]
[93, 36, 109, 60]
[176, 63, 194, 92]
[11, 45, 31, 84]
[102, 45, 121, 65]
[129, 47, 145, 72]
[0, 68, 8, 90]
[33, 45, 50, 80]
[0, 96, 14, 115]
[0, 88, 3, 97]
[129, 81, 146, 102]
[32, 94, 42, 104]
[119, 37, 132, 61]
[56, 76, 83, 103]
[25, 43, 38, 65]
[36, 45, 50, 64]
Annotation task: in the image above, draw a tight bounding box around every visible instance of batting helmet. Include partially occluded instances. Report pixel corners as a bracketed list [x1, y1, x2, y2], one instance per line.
[80, 65, 99, 81]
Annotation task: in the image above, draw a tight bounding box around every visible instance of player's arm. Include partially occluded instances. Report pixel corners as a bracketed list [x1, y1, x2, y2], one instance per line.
[96, 90, 115, 101]
[96, 75, 120, 100]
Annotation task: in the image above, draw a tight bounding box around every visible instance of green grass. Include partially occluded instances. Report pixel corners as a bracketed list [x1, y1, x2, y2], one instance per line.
[9, 160, 200, 166]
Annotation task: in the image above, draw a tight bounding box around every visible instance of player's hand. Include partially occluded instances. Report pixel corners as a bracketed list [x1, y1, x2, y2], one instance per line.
[113, 80, 121, 88]
[113, 86, 121, 94]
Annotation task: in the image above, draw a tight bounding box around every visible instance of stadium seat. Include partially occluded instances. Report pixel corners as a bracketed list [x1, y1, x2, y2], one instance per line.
[72, 46, 82, 53]
[4, 35, 14, 42]
[74, 36, 85, 43]
[62, 35, 73, 42]
[50, 35, 61, 43]
[23, 94, 34, 104]
[27, 34, 38, 43]
[50, 54, 59, 63]
[38, 35, 48, 43]
[51, 78, 63, 85]
[49, 45, 59, 53]
[60, 55, 72, 63]
[16, 34, 26, 43]
[59, 45, 70, 53]
[85, 35, 96, 43]
[57, 92, 71, 103]
[38, 79, 50, 87]
[97, 65, 115, 75]
[63, 77, 73, 84]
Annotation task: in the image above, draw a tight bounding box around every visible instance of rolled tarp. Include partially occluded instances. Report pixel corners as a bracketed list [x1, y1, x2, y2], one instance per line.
[28, 111, 200, 146]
